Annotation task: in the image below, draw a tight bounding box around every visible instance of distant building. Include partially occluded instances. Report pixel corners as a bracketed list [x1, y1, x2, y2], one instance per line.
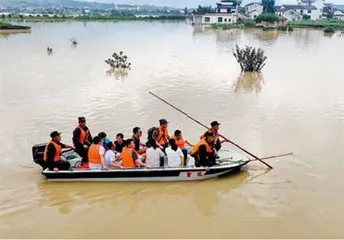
[245, 2, 263, 19]
[333, 9, 344, 20]
[192, 0, 242, 25]
[276, 4, 318, 20]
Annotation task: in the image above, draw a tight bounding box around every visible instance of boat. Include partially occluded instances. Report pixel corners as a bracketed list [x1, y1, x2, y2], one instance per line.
[32, 143, 250, 182]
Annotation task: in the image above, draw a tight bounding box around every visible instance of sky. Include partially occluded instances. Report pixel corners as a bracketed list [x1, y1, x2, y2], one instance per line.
[81, 0, 344, 8]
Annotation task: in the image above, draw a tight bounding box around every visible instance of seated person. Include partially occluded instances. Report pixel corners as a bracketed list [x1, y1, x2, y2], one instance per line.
[171, 130, 194, 166]
[121, 139, 150, 168]
[146, 139, 166, 167]
[132, 127, 147, 154]
[104, 142, 122, 169]
[114, 133, 125, 153]
[98, 132, 110, 150]
[88, 136, 107, 170]
[166, 139, 184, 167]
[190, 132, 216, 168]
[44, 131, 74, 171]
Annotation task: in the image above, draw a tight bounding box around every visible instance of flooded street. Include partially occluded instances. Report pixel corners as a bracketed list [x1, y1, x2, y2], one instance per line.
[1, 21, 344, 238]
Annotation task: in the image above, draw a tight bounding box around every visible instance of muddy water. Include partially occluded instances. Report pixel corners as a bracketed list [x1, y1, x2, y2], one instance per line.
[0, 21, 344, 238]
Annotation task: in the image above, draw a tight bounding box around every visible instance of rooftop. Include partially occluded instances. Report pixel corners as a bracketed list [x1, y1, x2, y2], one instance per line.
[279, 5, 317, 11]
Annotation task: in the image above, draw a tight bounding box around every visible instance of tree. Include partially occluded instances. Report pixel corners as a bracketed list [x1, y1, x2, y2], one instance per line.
[233, 45, 267, 72]
[262, 0, 275, 13]
[184, 7, 188, 15]
[194, 5, 215, 14]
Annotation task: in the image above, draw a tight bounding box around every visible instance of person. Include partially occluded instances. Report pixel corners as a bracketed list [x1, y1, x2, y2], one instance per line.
[191, 131, 216, 168]
[104, 142, 122, 169]
[166, 139, 184, 167]
[146, 139, 166, 167]
[156, 119, 170, 149]
[98, 132, 110, 151]
[114, 133, 125, 153]
[132, 127, 147, 154]
[171, 130, 194, 166]
[121, 139, 150, 168]
[43, 131, 74, 171]
[73, 117, 92, 165]
[88, 136, 107, 170]
[200, 121, 228, 151]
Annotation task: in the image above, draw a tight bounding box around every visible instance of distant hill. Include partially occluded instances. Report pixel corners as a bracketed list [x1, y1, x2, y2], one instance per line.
[335, 4, 344, 10]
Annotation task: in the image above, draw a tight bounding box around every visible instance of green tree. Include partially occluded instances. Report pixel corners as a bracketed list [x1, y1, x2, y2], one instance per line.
[194, 5, 215, 14]
[262, 0, 275, 13]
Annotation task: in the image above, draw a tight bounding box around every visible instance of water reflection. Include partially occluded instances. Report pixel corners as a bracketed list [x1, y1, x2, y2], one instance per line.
[232, 72, 264, 93]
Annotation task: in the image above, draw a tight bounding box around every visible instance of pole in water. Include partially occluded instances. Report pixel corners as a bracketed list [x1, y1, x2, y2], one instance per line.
[149, 91, 273, 169]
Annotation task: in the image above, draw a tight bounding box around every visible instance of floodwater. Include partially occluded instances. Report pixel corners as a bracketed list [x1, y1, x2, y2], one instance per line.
[0, 21, 344, 238]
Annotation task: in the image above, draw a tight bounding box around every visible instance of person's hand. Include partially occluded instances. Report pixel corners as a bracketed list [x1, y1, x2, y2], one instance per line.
[102, 165, 108, 170]
[53, 168, 59, 172]
[204, 166, 210, 172]
[146, 165, 151, 168]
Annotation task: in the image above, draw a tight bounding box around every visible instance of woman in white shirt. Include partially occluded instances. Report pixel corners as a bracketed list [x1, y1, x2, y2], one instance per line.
[104, 142, 122, 169]
[146, 139, 165, 168]
[166, 139, 184, 167]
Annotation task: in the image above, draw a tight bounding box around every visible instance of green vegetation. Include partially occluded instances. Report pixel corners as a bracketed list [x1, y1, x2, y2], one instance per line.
[210, 23, 241, 30]
[302, 15, 311, 20]
[288, 19, 344, 29]
[233, 45, 267, 72]
[255, 13, 280, 23]
[0, 20, 30, 29]
[1, 14, 186, 23]
[277, 25, 294, 31]
[262, 26, 275, 31]
[324, 26, 335, 33]
[194, 5, 215, 14]
[240, 19, 256, 27]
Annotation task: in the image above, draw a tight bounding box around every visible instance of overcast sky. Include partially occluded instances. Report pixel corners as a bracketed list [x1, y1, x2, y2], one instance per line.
[83, 0, 344, 7]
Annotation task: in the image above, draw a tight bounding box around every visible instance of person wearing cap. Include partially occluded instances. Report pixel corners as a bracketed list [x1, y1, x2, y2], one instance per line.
[156, 119, 170, 148]
[43, 131, 74, 171]
[191, 131, 216, 167]
[200, 121, 228, 151]
[73, 117, 93, 165]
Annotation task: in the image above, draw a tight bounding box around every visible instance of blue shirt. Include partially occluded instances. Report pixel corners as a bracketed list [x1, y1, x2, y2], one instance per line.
[103, 138, 110, 150]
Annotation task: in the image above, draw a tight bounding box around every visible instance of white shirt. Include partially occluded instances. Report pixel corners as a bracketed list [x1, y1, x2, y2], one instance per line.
[146, 147, 165, 167]
[104, 150, 115, 168]
[166, 147, 184, 167]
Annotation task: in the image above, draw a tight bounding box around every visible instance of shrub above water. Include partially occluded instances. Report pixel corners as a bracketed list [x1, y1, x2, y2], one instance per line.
[324, 26, 335, 33]
[233, 45, 267, 72]
[255, 13, 280, 23]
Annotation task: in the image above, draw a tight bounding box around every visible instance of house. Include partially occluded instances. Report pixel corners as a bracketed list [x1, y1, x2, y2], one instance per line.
[245, 2, 263, 19]
[276, 5, 318, 20]
[192, 0, 240, 25]
[333, 9, 344, 20]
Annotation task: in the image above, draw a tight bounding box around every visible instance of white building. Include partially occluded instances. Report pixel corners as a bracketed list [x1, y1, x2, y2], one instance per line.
[276, 5, 318, 20]
[245, 2, 263, 19]
[333, 9, 344, 20]
[192, 0, 239, 25]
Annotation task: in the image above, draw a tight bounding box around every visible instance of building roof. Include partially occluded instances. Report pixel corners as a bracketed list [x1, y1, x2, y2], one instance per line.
[217, 5, 237, 9]
[245, 2, 262, 7]
[278, 4, 317, 11]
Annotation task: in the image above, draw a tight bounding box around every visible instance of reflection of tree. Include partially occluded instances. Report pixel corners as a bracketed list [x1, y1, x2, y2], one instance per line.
[251, 28, 279, 43]
[232, 72, 264, 93]
[0, 33, 9, 39]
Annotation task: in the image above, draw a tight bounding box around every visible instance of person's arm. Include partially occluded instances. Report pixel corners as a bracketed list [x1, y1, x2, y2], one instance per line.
[185, 140, 194, 147]
[72, 128, 81, 146]
[179, 149, 184, 167]
[46, 143, 58, 171]
[135, 160, 150, 168]
[99, 147, 107, 169]
[140, 141, 146, 147]
[59, 142, 74, 149]
[85, 127, 92, 145]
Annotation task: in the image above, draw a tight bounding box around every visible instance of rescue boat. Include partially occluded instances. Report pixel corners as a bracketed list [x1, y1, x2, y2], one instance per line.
[32, 143, 249, 182]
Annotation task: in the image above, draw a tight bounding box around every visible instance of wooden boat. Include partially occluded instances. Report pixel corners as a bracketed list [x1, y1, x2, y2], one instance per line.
[32, 143, 249, 182]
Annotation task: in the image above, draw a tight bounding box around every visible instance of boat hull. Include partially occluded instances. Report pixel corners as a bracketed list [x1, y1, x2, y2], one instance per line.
[42, 163, 249, 182]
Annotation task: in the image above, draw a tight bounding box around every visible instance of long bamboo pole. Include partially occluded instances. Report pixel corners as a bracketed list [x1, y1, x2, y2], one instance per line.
[149, 91, 273, 169]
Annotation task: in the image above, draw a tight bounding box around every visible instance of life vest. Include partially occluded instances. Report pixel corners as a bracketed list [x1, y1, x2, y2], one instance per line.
[121, 147, 136, 168]
[200, 129, 220, 142]
[75, 125, 87, 144]
[190, 139, 214, 157]
[88, 143, 101, 164]
[43, 141, 62, 162]
[157, 126, 169, 145]
[171, 136, 185, 149]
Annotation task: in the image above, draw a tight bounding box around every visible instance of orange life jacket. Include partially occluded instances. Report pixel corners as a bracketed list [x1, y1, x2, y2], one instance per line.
[157, 126, 169, 145]
[190, 139, 214, 157]
[43, 141, 62, 162]
[75, 125, 87, 144]
[200, 129, 220, 142]
[171, 136, 185, 149]
[88, 143, 101, 164]
[121, 147, 136, 168]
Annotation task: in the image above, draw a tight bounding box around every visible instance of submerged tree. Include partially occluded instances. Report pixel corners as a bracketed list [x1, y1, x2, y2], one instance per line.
[233, 45, 267, 72]
[105, 51, 131, 78]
